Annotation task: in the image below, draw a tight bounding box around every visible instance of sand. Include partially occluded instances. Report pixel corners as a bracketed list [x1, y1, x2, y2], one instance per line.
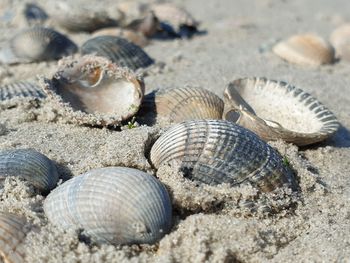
[0, 0, 350, 262]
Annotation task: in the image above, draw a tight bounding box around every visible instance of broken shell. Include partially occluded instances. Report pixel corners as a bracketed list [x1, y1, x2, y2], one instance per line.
[150, 119, 297, 192]
[0, 149, 58, 193]
[0, 81, 45, 101]
[41, 55, 144, 126]
[143, 87, 224, 124]
[330, 23, 350, 61]
[223, 77, 339, 146]
[0, 212, 30, 263]
[272, 34, 335, 66]
[81, 36, 154, 71]
[92, 28, 149, 47]
[0, 27, 78, 64]
[43, 167, 172, 245]
[23, 3, 48, 26]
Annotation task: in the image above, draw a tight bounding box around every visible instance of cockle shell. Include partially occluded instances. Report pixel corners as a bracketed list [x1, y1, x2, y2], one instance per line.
[23, 3, 48, 26]
[43, 167, 172, 245]
[0, 212, 30, 263]
[150, 120, 297, 192]
[0, 81, 46, 102]
[41, 55, 145, 126]
[273, 34, 335, 66]
[92, 28, 149, 47]
[142, 87, 224, 124]
[0, 27, 77, 64]
[223, 77, 339, 146]
[330, 23, 350, 61]
[0, 149, 58, 193]
[81, 36, 154, 71]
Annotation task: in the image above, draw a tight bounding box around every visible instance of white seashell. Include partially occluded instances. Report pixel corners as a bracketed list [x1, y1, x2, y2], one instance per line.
[330, 23, 350, 61]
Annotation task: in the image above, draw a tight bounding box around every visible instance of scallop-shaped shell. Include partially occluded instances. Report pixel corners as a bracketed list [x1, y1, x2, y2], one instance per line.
[81, 36, 154, 71]
[330, 23, 350, 61]
[143, 87, 224, 124]
[0, 149, 58, 193]
[223, 77, 339, 146]
[150, 120, 297, 192]
[23, 3, 48, 26]
[41, 55, 144, 126]
[92, 28, 149, 47]
[0, 27, 78, 64]
[272, 34, 335, 66]
[43, 167, 172, 245]
[0, 212, 29, 263]
[0, 81, 46, 101]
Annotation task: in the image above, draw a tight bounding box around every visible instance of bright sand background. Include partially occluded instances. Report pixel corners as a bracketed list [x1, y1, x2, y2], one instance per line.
[0, 0, 350, 262]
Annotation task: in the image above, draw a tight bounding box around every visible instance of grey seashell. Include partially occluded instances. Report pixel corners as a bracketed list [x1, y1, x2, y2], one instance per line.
[0, 149, 58, 193]
[43, 167, 172, 245]
[0, 27, 78, 64]
[0, 81, 46, 101]
[81, 36, 154, 71]
[150, 120, 297, 192]
[23, 3, 48, 26]
[223, 77, 339, 146]
[0, 212, 30, 263]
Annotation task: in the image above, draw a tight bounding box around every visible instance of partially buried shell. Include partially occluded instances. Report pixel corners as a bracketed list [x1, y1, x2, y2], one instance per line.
[330, 23, 350, 61]
[41, 55, 144, 126]
[0, 81, 46, 102]
[223, 77, 339, 146]
[0, 212, 30, 263]
[92, 28, 149, 47]
[43, 167, 172, 245]
[23, 3, 48, 26]
[124, 11, 159, 38]
[142, 87, 224, 124]
[0, 149, 58, 193]
[0, 27, 77, 64]
[273, 34, 335, 66]
[150, 120, 297, 192]
[81, 36, 154, 71]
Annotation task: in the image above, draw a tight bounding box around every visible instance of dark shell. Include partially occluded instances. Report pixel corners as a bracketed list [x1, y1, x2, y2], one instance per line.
[0, 81, 45, 101]
[23, 3, 48, 26]
[81, 36, 154, 71]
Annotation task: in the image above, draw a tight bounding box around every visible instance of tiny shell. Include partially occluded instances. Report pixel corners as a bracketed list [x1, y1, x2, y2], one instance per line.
[41, 55, 145, 126]
[0, 27, 78, 64]
[0, 149, 58, 193]
[330, 23, 350, 61]
[23, 3, 48, 26]
[0, 81, 46, 101]
[0, 212, 29, 263]
[150, 120, 297, 192]
[273, 34, 335, 66]
[142, 87, 224, 124]
[81, 36, 154, 71]
[43, 167, 172, 245]
[92, 28, 149, 47]
[223, 77, 339, 146]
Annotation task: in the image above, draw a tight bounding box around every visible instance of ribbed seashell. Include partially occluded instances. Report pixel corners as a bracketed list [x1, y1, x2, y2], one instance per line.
[44, 167, 172, 245]
[150, 120, 297, 192]
[0, 27, 78, 64]
[41, 55, 144, 126]
[330, 23, 350, 61]
[0, 212, 30, 263]
[223, 77, 339, 146]
[143, 87, 224, 124]
[81, 36, 154, 71]
[0, 81, 46, 101]
[23, 3, 48, 26]
[0, 149, 58, 193]
[272, 34, 335, 66]
[92, 28, 149, 47]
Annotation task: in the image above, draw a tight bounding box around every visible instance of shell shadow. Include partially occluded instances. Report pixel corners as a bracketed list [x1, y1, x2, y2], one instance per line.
[137, 90, 158, 126]
[152, 22, 207, 40]
[52, 161, 73, 182]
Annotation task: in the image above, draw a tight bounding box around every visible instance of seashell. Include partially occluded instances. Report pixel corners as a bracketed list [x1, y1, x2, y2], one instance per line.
[142, 87, 224, 124]
[81, 36, 154, 71]
[150, 119, 297, 192]
[92, 28, 149, 47]
[0, 212, 30, 263]
[23, 3, 48, 26]
[117, 2, 149, 20]
[223, 77, 339, 146]
[41, 55, 145, 126]
[272, 34, 335, 66]
[124, 11, 159, 38]
[43, 167, 172, 245]
[0, 27, 78, 64]
[330, 23, 350, 61]
[0, 81, 46, 102]
[0, 149, 58, 193]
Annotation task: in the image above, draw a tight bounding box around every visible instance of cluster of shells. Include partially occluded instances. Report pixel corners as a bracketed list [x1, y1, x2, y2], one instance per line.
[0, 1, 342, 262]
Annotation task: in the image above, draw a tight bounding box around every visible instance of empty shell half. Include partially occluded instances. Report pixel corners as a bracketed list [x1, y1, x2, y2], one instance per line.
[273, 34, 335, 66]
[0, 27, 78, 64]
[41, 55, 145, 126]
[81, 36, 154, 71]
[44, 167, 172, 245]
[0, 212, 30, 263]
[330, 23, 350, 61]
[223, 77, 339, 146]
[150, 119, 297, 192]
[0, 149, 58, 193]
